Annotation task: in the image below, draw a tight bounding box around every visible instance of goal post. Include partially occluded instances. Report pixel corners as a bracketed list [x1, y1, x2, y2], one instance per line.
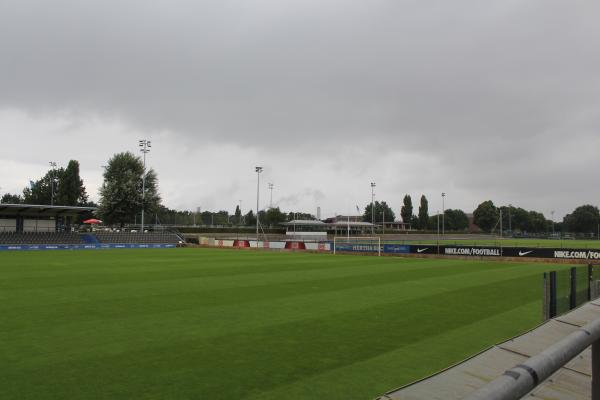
[333, 236, 381, 256]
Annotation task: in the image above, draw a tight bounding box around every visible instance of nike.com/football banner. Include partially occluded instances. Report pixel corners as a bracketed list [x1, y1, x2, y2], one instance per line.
[407, 245, 600, 260]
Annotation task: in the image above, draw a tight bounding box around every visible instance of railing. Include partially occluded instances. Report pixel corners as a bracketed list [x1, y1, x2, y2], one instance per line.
[466, 316, 600, 400]
[543, 264, 599, 320]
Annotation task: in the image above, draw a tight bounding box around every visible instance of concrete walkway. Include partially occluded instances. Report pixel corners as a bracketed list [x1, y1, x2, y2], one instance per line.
[378, 300, 600, 399]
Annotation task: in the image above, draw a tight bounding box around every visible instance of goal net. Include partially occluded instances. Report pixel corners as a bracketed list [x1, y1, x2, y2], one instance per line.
[333, 236, 381, 256]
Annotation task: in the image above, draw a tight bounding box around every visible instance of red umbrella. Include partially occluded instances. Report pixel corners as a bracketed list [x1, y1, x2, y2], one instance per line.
[83, 218, 103, 224]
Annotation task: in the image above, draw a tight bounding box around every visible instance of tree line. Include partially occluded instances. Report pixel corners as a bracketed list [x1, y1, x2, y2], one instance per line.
[363, 194, 600, 234]
[473, 200, 600, 235]
[1, 152, 315, 228]
[1, 160, 89, 206]
[2, 153, 599, 234]
[362, 195, 469, 231]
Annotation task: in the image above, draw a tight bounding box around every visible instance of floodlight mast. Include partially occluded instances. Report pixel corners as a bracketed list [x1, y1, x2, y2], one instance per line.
[49, 161, 57, 206]
[255, 167, 263, 247]
[268, 183, 274, 208]
[139, 139, 151, 233]
[441, 192, 446, 236]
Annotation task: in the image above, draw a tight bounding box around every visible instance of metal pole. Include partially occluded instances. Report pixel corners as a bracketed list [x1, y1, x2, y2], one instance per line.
[268, 183, 273, 209]
[255, 167, 262, 247]
[371, 182, 376, 236]
[550, 271, 557, 318]
[500, 209, 503, 238]
[589, 264, 594, 301]
[142, 149, 145, 231]
[441, 192, 446, 236]
[49, 161, 56, 206]
[593, 340, 600, 400]
[570, 267, 577, 310]
[139, 139, 151, 233]
[543, 272, 549, 321]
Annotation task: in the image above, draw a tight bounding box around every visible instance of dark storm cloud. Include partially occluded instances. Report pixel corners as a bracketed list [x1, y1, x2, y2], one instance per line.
[0, 0, 599, 216]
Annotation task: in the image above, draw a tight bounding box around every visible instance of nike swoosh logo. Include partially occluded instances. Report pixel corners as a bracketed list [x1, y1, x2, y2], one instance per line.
[417, 248, 429, 253]
[519, 250, 533, 256]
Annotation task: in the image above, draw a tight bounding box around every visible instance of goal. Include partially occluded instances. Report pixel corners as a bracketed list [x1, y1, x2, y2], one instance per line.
[333, 236, 381, 256]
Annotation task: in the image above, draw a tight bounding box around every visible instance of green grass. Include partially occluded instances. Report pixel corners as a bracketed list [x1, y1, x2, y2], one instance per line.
[0, 249, 570, 399]
[388, 237, 600, 248]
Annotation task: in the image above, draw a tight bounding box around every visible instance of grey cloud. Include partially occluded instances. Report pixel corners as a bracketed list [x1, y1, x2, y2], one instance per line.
[0, 0, 599, 217]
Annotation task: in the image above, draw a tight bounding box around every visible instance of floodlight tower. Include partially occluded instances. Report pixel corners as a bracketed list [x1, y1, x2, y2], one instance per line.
[139, 139, 151, 233]
[49, 161, 57, 206]
[268, 183, 274, 208]
[441, 192, 446, 236]
[255, 167, 263, 245]
[371, 182, 376, 235]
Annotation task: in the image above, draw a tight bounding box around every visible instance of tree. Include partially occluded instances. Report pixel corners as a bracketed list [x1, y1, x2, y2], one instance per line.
[234, 205, 242, 225]
[21, 160, 88, 206]
[428, 213, 440, 231]
[400, 195, 413, 224]
[264, 207, 287, 226]
[443, 209, 469, 231]
[23, 171, 56, 205]
[244, 210, 256, 226]
[212, 210, 230, 225]
[473, 200, 498, 232]
[287, 211, 314, 221]
[1, 193, 23, 203]
[56, 160, 88, 206]
[98, 152, 161, 226]
[527, 211, 548, 233]
[418, 195, 429, 230]
[563, 205, 600, 233]
[363, 201, 395, 223]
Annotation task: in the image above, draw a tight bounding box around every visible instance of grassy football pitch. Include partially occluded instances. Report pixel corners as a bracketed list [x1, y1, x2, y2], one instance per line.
[1, 249, 571, 399]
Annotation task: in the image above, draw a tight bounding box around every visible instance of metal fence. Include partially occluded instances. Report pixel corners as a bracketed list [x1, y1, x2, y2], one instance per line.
[543, 264, 600, 320]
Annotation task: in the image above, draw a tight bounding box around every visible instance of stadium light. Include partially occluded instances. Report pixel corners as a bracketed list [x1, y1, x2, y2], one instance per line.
[268, 183, 274, 209]
[49, 161, 57, 206]
[139, 139, 151, 233]
[441, 192, 446, 236]
[255, 167, 263, 246]
[371, 182, 376, 235]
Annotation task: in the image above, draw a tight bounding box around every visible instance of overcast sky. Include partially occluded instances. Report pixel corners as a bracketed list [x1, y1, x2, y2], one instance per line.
[0, 0, 598, 220]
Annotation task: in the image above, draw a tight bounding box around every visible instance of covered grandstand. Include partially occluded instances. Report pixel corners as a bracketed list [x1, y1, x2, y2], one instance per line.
[0, 204, 182, 248]
[0, 203, 95, 233]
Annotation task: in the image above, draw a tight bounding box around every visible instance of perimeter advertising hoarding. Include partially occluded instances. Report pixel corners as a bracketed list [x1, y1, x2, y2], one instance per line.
[383, 244, 411, 254]
[408, 245, 600, 260]
[0, 243, 177, 251]
[335, 243, 381, 253]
